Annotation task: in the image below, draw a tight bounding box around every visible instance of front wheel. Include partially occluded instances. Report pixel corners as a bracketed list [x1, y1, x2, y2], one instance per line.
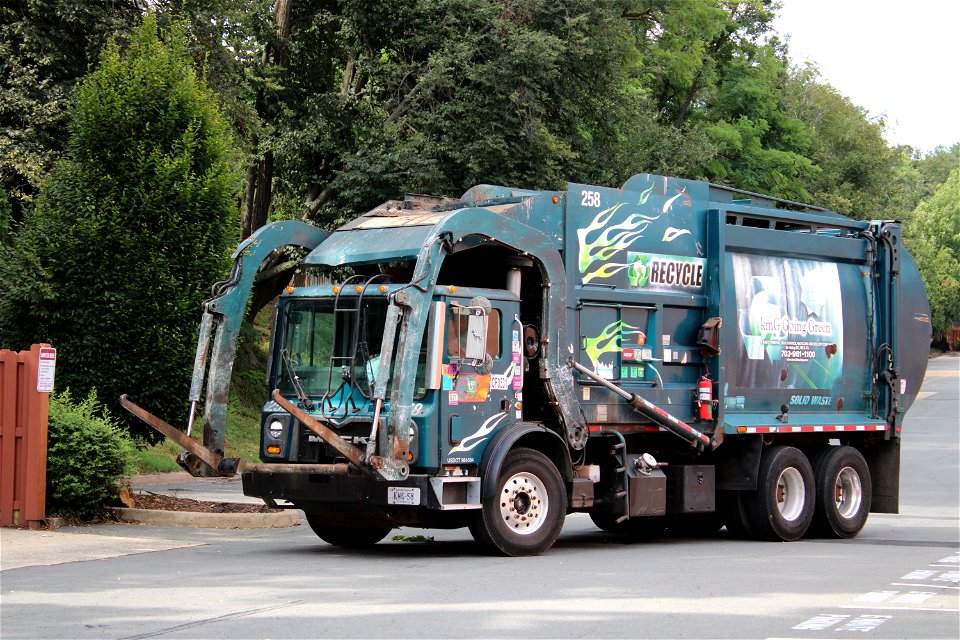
[810, 446, 872, 538]
[305, 513, 393, 548]
[469, 448, 566, 556]
[741, 446, 815, 541]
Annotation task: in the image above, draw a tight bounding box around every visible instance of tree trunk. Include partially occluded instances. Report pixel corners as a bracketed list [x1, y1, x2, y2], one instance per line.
[239, 0, 295, 318]
[242, 151, 273, 240]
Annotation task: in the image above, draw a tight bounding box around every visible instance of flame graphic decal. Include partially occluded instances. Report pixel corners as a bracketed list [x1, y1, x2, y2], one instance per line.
[584, 320, 645, 369]
[449, 412, 508, 454]
[662, 227, 691, 242]
[577, 204, 660, 282]
[576, 183, 692, 284]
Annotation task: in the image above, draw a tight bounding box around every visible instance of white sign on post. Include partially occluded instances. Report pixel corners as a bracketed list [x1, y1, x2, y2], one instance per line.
[37, 347, 56, 393]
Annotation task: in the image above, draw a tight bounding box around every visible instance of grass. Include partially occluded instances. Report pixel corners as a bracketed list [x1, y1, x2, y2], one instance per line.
[129, 310, 272, 474]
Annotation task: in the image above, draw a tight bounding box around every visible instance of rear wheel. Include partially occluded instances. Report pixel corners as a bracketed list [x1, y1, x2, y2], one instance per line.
[469, 448, 566, 556]
[810, 446, 872, 538]
[305, 514, 392, 548]
[741, 446, 815, 541]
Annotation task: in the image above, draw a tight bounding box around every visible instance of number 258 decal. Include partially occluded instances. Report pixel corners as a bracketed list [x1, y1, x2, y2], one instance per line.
[580, 190, 601, 207]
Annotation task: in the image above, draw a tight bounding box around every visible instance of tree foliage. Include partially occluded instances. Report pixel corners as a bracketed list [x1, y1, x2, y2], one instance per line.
[0, 15, 239, 441]
[906, 168, 960, 337]
[0, 0, 142, 220]
[260, 0, 707, 226]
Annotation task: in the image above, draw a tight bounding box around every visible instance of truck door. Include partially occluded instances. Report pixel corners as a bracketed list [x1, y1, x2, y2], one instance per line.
[438, 296, 519, 466]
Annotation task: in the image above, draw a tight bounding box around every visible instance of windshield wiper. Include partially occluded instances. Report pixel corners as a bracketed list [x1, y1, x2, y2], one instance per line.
[280, 348, 315, 410]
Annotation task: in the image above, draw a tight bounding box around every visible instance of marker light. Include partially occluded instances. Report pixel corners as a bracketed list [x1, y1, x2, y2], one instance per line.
[285, 286, 295, 294]
[379, 285, 387, 293]
[355, 285, 363, 293]
[266, 445, 281, 455]
[552, 196, 559, 204]
[332, 286, 340, 294]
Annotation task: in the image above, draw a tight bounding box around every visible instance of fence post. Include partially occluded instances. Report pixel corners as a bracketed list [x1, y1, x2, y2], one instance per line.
[0, 344, 54, 529]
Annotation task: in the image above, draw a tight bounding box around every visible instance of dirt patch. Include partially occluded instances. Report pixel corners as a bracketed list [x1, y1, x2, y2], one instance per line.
[133, 492, 279, 514]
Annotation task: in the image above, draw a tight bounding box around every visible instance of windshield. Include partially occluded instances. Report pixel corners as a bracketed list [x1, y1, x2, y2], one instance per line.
[276, 297, 426, 400]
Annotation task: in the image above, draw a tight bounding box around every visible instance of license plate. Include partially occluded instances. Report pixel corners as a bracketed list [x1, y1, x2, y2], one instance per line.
[387, 487, 420, 506]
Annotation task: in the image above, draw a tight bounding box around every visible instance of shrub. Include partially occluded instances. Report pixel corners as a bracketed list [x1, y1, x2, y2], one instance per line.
[46, 390, 134, 520]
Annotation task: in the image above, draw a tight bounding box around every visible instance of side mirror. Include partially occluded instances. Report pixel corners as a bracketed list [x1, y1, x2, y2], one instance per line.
[464, 296, 491, 361]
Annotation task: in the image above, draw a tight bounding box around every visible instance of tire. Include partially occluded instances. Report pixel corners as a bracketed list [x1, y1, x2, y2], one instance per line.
[305, 513, 392, 548]
[741, 446, 815, 541]
[469, 448, 566, 556]
[589, 511, 666, 538]
[810, 446, 872, 539]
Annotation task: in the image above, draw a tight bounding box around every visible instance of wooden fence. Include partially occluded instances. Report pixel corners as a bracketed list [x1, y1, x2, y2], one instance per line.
[0, 344, 54, 528]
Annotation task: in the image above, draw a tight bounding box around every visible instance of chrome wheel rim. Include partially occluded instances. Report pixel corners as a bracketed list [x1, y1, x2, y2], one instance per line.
[776, 467, 805, 522]
[499, 472, 548, 535]
[834, 466, 863, 519]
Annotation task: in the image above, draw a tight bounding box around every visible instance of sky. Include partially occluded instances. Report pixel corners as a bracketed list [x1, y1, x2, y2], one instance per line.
[773, 0, 960, 152]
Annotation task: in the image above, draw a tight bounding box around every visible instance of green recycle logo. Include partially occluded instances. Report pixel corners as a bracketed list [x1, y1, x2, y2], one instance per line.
[627, 254, 650, 288]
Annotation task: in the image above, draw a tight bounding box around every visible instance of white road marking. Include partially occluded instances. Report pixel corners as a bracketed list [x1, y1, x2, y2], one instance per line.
[791, 613, 849, 631]
[892, 591, 936, 604]
[840, 605, 960, 613]
[835, 614, 891, 633]
[891, 582, 959, 590]
[901, 569, 937, 580]
[856, 591, 897, 603]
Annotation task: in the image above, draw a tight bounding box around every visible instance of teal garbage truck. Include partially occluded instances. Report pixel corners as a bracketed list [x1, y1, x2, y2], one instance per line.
[123, 173, 930, 555]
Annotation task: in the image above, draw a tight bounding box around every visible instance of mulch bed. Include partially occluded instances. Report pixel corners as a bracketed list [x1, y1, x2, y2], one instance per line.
[132, 492, 280, 514]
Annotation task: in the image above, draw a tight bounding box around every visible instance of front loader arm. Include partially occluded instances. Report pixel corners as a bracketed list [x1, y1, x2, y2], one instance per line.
[125, 220, 329, 476]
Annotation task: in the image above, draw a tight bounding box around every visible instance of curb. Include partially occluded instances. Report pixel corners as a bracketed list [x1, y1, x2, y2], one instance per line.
[111, 507, 301, 529]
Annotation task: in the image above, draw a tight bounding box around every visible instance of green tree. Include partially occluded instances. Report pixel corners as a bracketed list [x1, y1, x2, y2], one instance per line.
[781, 64, 904, 218]
[905, 167, 960, 338]
[0, 0, 142, 220]
[0, 14, 239, 441]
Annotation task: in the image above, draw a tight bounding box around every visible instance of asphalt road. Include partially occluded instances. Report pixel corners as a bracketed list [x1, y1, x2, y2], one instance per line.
[1, 356, 957, 639]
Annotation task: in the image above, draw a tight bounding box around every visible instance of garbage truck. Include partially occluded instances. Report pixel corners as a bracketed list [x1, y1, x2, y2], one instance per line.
[123, 173, 931, 555]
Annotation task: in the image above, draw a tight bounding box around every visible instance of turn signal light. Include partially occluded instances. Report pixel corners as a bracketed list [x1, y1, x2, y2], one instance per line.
[379, 285, 387, 293]
[737, 426, 747, 433]
[285, 286, 295, 294]
[266, 445, 281, 455]
[332, 286, 340, 294]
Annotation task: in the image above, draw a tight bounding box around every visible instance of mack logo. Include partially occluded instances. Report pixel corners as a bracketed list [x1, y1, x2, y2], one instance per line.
[628, 252, 705, 291]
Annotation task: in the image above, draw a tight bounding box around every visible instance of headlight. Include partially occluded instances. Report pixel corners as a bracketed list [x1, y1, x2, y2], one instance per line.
[268, 419, 284, 439]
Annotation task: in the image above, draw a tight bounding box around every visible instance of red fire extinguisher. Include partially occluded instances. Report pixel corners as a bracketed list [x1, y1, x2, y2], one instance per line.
[698, 375, 713, 421]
